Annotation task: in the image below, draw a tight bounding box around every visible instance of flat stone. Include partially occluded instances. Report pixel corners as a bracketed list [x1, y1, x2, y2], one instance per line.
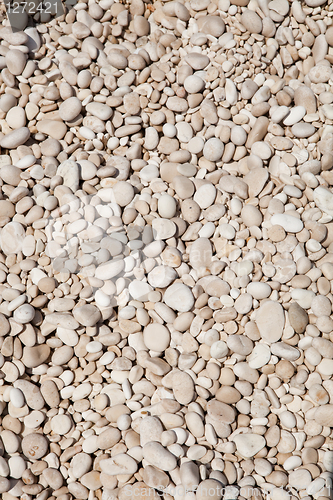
[233, 434, 266, 458]
[100, 454, 138, 475]
[22, 433, 48, 460]
[255, 301, 285, 343]
[21, 345, 51, 368]
[164, 283, 194, 312]
[313, 186, 333, 217]
[143, 324, 171, 352]
[288, 303, 308, 333]
[143, 442, 177, 471]
[173, 371, 195, 405]
[57, 160, 80, 192]
[73, 305, 101, 327]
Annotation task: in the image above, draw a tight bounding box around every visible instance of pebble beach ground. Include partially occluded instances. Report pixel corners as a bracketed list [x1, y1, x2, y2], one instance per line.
[0, 0, 333, 499]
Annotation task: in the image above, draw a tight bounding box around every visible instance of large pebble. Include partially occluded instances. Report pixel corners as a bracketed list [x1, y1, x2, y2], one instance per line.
[100, 454, 138, 475]
[22, 434, 48, 460]
[233, 434, 266, 458]
[164, 283, 194, 312]
[173, 371, 195, 405]
[255, 301, 284, 343]
[0, 128, 30, 148]
[143, 442, 177, 471]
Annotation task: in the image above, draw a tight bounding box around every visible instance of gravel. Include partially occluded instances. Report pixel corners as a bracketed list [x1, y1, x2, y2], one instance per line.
[0, 1, 332, 500]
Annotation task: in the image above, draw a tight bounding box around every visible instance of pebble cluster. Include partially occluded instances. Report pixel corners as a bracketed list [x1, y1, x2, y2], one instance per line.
[0, 0, 333, 500]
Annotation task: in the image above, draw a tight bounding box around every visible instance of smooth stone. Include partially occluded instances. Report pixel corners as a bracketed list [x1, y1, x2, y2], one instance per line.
[57, 160, 80, 192]
[233, 362, 259, 383]
[0, 222, 25, 255]
[6, 49, 26, 75]
[143, 324, 170, 352]
[95, 259, 124, 280]
[241, 204, 262, 227]
[140, 416, 163, 446]
[73, 305, 101, 327]
[247, 282, 271, 299]
[289, 469, 312, 489]
[163, 283, 194, 312]
[270, 342, 300, 361]
[248, 344, 271, 369]
[288, 302, 308, 333]
[255, 301, 285, 343]
[128, 281, 152, 301]
[14, 379, 44, 410]
[203, 138, 224, 162]
[37, 120, 67, 140]
[152, 218, 176, 240]
[291, 122, 315, 138]
[158, 194, 177, 218]
[147, 266, 177, 289]
[194, 184, 216, 209]
[189, 238, 212, 270]
[294, 86, 316, 113]
[283, 106, 306, 126]
[234, 293, 252, 314]
[184, 53, 210, 70]
[196, 479, 223, 500]
[100, 454, 138, 475]
[13, 304, 35, 324]
[59, 97, 82, 121]
[304, 0, 326, 5]
[22, 434, 48, 460]
[96, 428, 121, 450]
[51, 414, 72, 435]
[184, 75, 205, 94]
[43, 468, 63, 490]
[270, 214, 303, 233]
[21, 345, 51, 368]
[0, 127, 30, 148]
[86, 102, 112, 120]
[210, 341, 228, 359]
[197, 16, 225, 37]
[233, 434, 266, 458]
[6, 106, 26, 129]
[173, 371, 195, 405]
[313, 186, 333, 217]
[241, 10, 262, 33]
[10, 388, 25, 408]
[40, 380, 60, 408]
[71, 453, 93, 479]
[207, 400, 236, 423]
[143, 442, 177, 471]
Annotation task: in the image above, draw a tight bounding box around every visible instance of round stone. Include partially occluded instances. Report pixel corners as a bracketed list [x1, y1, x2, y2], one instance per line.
[143, 324, 171, 352]
[13, 304, 35, 324]
[113, 181, 134, 207]
[22, 434, 48, 460]
[59, 97, 82, 121]
[203, 138, 224, 162]
[73, 305, 101, 326]
[51, 414, 72, 435]
[163, 283, 194, 312]
[158, 194, 177, 218]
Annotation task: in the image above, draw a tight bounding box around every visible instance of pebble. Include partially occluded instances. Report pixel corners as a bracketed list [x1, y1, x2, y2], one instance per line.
[256, 301, 285, 343]
[143, 324, 170, 352]
[233, 434, 266, 458]
[22, 434, 48, 460]
[143, 442, 177, 471]
[100, 454, 138, 475]
[163, 283, 194, 312]
[0, 128, 30, 149]
[270, 214, 303, 233]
